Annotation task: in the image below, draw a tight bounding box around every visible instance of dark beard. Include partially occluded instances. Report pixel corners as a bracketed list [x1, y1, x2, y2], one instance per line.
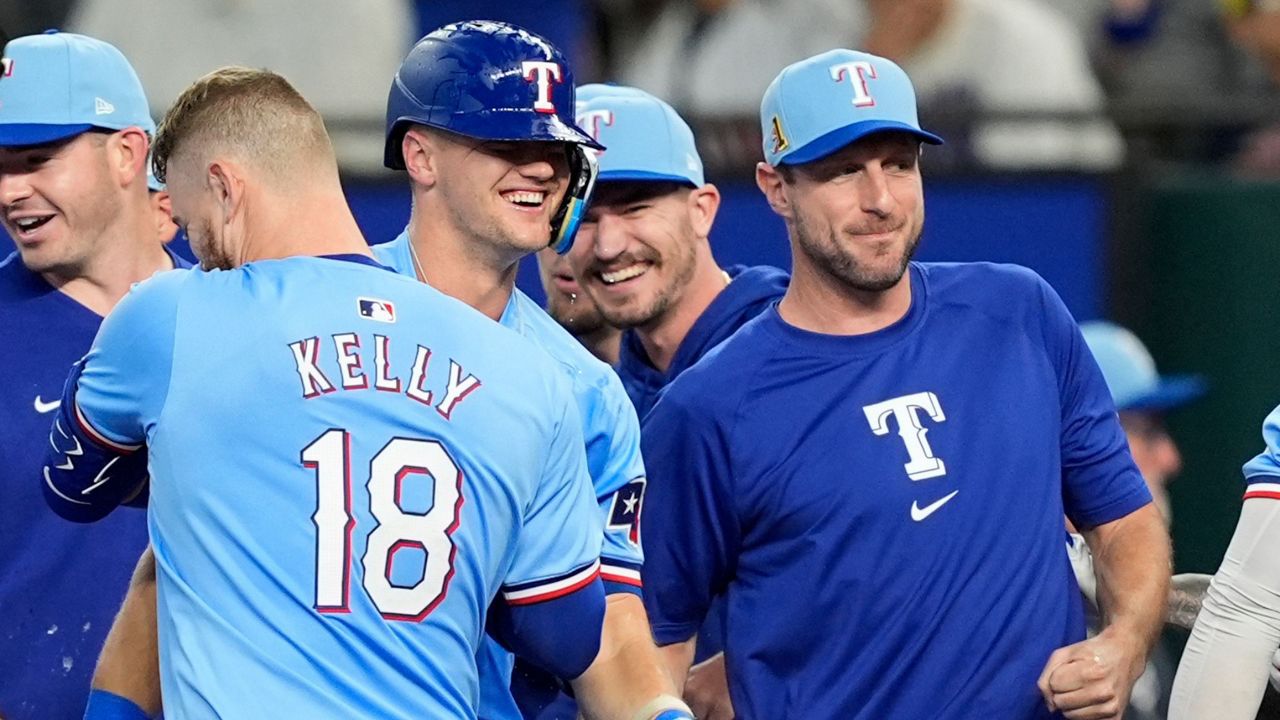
[794, 215, 921, 293]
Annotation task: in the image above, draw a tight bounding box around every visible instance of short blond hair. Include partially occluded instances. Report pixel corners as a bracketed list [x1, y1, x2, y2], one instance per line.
[152, 66, 334, 185]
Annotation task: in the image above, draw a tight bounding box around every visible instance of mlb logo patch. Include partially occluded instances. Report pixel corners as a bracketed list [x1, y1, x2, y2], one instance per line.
[0, 58, 12, 78]
[358, 297, 396, 323]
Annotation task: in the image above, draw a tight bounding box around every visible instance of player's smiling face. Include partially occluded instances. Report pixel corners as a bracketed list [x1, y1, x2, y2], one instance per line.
[0, 132, 122, 275]
[569, 181, 700, 329]
[432, 133, 569, 257]
[783, 132, 924, 293]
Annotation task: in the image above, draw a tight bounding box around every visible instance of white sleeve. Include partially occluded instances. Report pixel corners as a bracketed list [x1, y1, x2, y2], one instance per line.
[1169, 497, 1280, 719]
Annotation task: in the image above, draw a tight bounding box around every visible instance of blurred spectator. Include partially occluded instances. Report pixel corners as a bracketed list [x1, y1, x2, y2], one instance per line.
[860, 0, 1125, 171]
[1081, 320, 1206, 720]
[1225, 6, 1280, 175]
[0, 1, 76, 40]
[603, 0, 863, 115]
[68, 0, 414, 173]
[418, 0, 594, 76]
[1048, 0, 1272, 107]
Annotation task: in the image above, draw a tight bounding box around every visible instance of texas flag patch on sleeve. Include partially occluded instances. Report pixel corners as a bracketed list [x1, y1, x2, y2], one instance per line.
[608, 477, 646, 545]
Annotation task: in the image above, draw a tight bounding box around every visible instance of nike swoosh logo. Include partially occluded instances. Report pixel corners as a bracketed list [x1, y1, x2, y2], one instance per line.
[34, 396, 59, 414]
[910, 489, 959, 522]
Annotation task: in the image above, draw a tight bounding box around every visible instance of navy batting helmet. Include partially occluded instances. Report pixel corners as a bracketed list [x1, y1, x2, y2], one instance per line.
[384, 20, 601, 253]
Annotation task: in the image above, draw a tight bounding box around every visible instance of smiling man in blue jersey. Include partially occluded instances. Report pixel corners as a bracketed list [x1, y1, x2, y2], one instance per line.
[370, 22, 688, 720]
[43, 66, 610, 718]
[567, 84, 789, 419]
[0, 31, 187, 720]
[640, 49, 1172, 720]
[564, 84, 789, 718]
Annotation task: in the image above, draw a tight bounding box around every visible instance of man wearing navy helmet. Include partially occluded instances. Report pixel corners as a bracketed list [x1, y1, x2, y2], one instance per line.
[640, 48, 1171, 719]
[371, 21, 690, 720]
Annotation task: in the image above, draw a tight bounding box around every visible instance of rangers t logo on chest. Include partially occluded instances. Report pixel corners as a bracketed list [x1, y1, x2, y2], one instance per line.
[863, 391, 947, 480]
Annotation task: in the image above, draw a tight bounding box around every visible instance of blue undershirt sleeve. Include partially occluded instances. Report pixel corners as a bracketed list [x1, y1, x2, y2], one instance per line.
[42, 271, 183, 522]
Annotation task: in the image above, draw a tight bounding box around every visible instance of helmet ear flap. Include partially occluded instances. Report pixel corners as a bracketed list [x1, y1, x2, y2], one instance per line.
[548, 145, 598, 254]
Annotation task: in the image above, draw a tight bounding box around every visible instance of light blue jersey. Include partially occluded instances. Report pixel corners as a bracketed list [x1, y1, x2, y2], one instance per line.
[55, 255, 603, 719]
[1243, 403, 1280, 499]
[374, 232, 646, 719]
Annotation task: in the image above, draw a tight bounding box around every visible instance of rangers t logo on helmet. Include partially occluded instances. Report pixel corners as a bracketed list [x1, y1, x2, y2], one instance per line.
[383, 20, 603, 254]
[521, 61, 562, 114]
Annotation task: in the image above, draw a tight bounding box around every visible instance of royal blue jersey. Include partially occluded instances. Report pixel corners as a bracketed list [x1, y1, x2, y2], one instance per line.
[1243, 403, 1280, 500]
[374, 232, 646, 720]
[59, 256, 603, 718]
[618, 264, 788, 418]
[641, 262, 1152, 720]
[0, 249, 184, 720]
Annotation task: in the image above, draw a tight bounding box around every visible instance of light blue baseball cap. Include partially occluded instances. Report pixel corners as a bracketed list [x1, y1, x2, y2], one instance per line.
[0, 30, 155, 147]
[576, 84, 704, 187]
[761, 49, 942, 167]
[1080, 321, 1206, 412]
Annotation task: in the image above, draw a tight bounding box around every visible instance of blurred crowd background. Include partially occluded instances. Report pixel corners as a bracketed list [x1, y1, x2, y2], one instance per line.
[4, 0, 1279, 663]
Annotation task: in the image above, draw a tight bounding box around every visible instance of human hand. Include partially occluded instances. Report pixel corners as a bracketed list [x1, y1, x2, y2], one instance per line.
[684, 652, 734, 720]
[1037, 629, 1146, 719]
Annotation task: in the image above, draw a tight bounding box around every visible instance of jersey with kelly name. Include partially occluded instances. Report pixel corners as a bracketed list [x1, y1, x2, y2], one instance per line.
[375, 232, 646, 719]
[641, 262, 1152, 720]
[0, 249, 185, 720]
[1243, 402, 1280, 499]
[71, 255, 601, 719]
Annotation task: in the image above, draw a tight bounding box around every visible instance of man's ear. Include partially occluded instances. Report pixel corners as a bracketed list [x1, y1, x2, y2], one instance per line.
[687, 183, 721, 241]
[402, 127, 440, 189]
[755, 162, 792, 220]
[206, 160, 245, 225]
[109, 127, 151, 188]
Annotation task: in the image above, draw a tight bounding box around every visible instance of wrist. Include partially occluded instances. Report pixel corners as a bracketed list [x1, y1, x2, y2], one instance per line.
[632, 693, 694, 720]
[1097, 625, 1153, 678]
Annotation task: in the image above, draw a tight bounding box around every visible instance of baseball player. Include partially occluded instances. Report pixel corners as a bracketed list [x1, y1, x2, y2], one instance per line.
[371, 22, 689, 720]
[73, 21, 690, 720]
[1169, 399, 1280, 719]
[0, 31, 188, 719]
[565, 83, 788, 718]
[567, 84, 789, 418]
[640, 49, 1171, 719]
[43, 66, 606, 718]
